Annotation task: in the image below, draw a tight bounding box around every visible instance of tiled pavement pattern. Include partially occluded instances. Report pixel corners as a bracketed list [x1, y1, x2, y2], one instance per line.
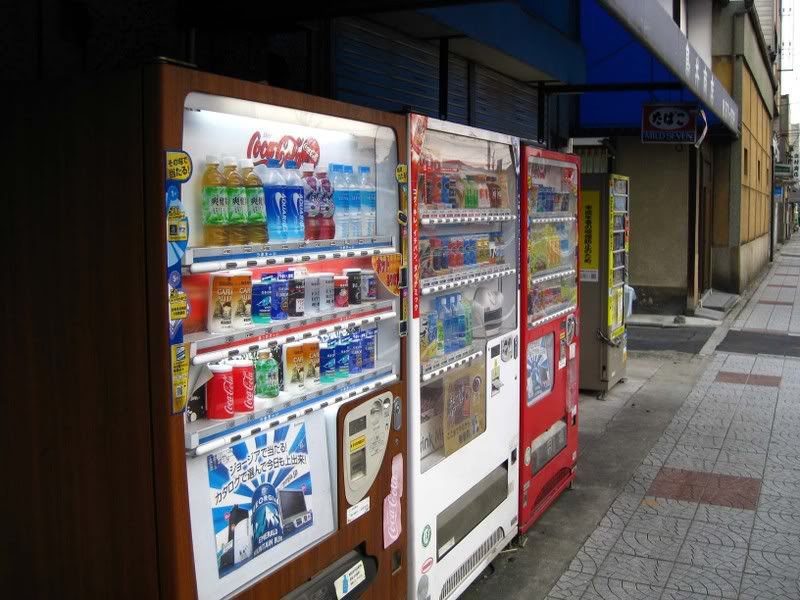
[547, 243, 800, 600]
[733, 239, 800, 333]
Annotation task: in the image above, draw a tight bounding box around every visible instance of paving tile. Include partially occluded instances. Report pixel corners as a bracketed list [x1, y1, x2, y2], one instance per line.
[749, 529, 800, 554]
[715, 450, 766, 466]
[636, 497, 698, 520]
[581, 576, 665, 600]
[664, 564, 741, 599]
[610, 529, 683, 561]
[757, 493, 800, 516]
[596, 553, 671, 587]
[693, 504, 755, 528]
[675, 540, 747, 571]
[739, 573, 800, 600]
[664, 456, 717, 473]
[723, 354, 756, 372]
[721, 438, 769, 454]
[745, 549, 800, 580]
[763, 465, 800, 484]
[716, 371, 750, 384]
[677, 433, 725, 449]
[711, 461, 764, 478]
[584, 526, 624, 552]
[625, 513, 692, 538]
[545, 570, 592, 600]
[568, 545, 609, 575]
[684, 520, 750, 548]
[754, 511, 800, 535]
[761, 478, 800, 500]
[647, 480, 706, 503]
[661, 591, 725, 600]
[700, 475, 761, 510]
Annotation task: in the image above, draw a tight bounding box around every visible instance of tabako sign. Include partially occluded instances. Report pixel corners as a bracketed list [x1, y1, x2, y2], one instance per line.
[641, 104, 697, 143]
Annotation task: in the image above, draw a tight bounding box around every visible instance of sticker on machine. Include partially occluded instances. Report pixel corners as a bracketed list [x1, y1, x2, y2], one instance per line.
[334, 560, 366, 599]
[421, 556, 434, 574]
[346, 496, 370, 524]
[205, 421, 314, 578]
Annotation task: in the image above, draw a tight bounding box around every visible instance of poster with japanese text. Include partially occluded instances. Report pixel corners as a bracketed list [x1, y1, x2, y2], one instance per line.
[206, 422, 314, 578]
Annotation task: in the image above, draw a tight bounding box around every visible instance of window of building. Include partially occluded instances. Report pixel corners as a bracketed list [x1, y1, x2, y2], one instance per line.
[744, 148, 749, 176]
[758, 159, 761, 183]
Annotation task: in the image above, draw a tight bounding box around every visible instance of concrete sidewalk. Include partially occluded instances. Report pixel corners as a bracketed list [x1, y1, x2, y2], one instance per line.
[462, 237, 800, 600]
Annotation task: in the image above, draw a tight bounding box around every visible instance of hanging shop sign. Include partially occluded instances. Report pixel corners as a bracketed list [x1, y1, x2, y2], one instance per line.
[641, 104, 697, 144]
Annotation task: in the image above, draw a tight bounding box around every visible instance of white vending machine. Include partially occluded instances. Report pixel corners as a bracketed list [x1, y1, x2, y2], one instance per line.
[407, 115, 520, 600]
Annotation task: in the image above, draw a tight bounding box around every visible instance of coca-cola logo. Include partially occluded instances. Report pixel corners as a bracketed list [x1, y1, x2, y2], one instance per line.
[247, 132, 321, 167]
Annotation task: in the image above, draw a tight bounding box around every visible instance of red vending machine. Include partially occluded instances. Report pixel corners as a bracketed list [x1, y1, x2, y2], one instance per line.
[518, 146, 580, 532]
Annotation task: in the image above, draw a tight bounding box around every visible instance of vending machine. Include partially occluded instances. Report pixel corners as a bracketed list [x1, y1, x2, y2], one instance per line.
[153, 64, 408, 599]
[578, 174, 629, 393]
[518, 146, 580, 532]
[407, 115, 520, 600]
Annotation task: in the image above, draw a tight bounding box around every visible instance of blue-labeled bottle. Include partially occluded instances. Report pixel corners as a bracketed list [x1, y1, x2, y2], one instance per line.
[283, 160, 305, 241]
[349, 327, 363, 374]
[319, 334, 337, 384]
[256, 159, 287, 242]
[330, 164, 349, 240]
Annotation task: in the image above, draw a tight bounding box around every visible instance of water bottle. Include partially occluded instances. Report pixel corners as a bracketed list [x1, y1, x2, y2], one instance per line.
[359, 166, 376, 237]
[255, 159, 286, 242]
[330, 164, 349, 240]
[436, 297, 447, 355]
[454, 294, 467, 350]
[343, 165, 359, 239]
[283, 160, 305, 242]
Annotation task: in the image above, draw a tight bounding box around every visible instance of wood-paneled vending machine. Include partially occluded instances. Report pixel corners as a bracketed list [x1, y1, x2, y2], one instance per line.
[407, 115, 520, 600]
[153, 64, 409, 600]
[518, 146, 580, 532]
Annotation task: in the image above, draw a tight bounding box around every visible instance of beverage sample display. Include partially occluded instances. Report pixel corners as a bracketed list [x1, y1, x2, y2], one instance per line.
[518, 145, 581, 535]
[407, 115, 520, 600]
[169, 74, 406, 600]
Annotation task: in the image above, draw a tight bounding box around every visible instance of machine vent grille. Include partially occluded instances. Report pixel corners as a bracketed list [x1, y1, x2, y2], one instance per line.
[534, 467, 572, 513]
[439, 527, 505, 600]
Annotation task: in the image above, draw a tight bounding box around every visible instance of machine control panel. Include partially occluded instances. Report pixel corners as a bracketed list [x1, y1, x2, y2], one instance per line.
[343, 391, 393, 506]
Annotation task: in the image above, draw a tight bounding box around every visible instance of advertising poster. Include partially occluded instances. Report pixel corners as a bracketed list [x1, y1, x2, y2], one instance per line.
[526, 335, 554, 405]
[207, 422, 314, 578]
[443, 362, 486, 455]
[579, 190, 600, 282]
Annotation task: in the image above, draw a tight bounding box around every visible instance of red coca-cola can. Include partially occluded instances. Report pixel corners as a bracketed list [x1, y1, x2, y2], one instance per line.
[207, 363, 234, 419]
[229, 359, 255, 413]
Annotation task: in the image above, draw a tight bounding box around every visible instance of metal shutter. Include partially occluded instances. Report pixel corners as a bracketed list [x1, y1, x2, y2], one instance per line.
[335, 18, 439, 116]
[447, 54, 469, 125]
[473, 65, 538, 140]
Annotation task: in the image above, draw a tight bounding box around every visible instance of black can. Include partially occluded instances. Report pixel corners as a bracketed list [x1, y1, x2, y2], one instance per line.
[343, 269, 362, 305]
[288, 277, 306, 317]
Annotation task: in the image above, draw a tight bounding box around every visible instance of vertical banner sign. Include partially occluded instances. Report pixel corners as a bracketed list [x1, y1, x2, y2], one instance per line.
[207, 422, 314, 577]
[396, 163, 409, 336]
[579, 191, 600, 282]
[165, 150, 192, 414]
[409, 114, 428, 319]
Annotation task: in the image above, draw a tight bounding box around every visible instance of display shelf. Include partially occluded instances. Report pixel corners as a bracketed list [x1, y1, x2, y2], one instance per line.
[529, 267, 576, 285]
[421, 345, 484, 382]
[421, 264, 515, 296]
[183, 236, 396, 274]
[187, 300, 394, 357]
[420, 209, 516, 225]
[186, 363, 396, 455]
[528, 304, 577, 329]
[527, 215, 576, 224]
[190, 303, 397, 365]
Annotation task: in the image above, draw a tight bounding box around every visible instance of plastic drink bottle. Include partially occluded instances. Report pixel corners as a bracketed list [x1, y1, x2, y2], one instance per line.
[301, 165, 320, 240]
[201, 156, 229, 246]
[330, 164, 349, 240]
[343, 165, 360, 238]
[239, 159, 267, 244]
[222, 156, 248, 245]
[316, 171, 335, 240]
[359, 166, 376, 237]
[256, 159, 287, 242]
[436, 297, 447, 354]
[283, 160, 305, 242]
[454, 294, 467, 350]
[336, 329, 350, 379]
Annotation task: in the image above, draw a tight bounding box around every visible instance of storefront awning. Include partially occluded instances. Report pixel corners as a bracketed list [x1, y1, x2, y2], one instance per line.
[418, 0, 739, 138]
[576, 0, 739, 136]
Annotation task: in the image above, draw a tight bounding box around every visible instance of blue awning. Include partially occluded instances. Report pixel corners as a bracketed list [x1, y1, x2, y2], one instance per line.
[579, 0, 739, 135]
[418, 0, 739, 137]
